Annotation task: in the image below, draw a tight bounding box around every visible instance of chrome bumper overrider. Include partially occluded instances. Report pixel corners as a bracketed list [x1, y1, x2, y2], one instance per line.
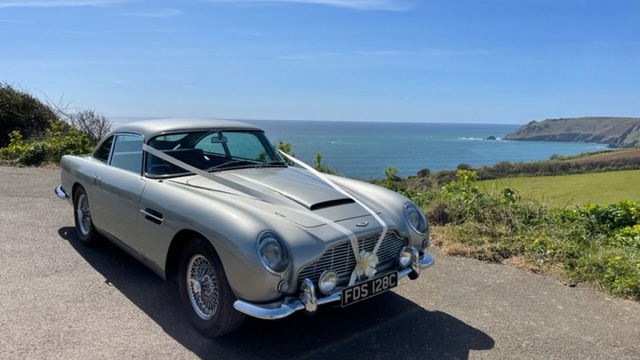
[55, 185, 68, 199]
[233, 252, 435, 320]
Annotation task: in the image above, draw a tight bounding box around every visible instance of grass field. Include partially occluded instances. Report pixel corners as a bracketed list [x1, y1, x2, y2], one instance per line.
[478, 169, 640, 207]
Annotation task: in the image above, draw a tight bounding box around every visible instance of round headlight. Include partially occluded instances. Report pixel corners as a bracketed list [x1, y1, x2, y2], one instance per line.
[399, 246, 413, 268]
[318, 270, 338, 294]
[257, 231, 290, 275]
[404, 202, 428, 235]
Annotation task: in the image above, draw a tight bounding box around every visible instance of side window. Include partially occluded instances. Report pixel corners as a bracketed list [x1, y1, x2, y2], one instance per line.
[110, 134, 143, 174]
[94, 136, 114, 163]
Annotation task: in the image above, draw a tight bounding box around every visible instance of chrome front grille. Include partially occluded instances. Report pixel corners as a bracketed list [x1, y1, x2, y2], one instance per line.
[298, 232, 408, 286]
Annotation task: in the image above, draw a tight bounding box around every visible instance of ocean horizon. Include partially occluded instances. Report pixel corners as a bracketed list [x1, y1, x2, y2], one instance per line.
[110, 117, 606, 179]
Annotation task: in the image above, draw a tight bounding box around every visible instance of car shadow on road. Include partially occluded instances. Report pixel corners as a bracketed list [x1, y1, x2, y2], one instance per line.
[59, 227, 494, 360]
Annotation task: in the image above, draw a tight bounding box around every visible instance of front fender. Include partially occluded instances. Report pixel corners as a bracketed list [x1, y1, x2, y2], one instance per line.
[325, 174, 429, 248]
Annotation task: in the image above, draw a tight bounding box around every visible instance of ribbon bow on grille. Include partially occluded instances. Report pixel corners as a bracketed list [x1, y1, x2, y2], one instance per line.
[355, 251, 378, 278]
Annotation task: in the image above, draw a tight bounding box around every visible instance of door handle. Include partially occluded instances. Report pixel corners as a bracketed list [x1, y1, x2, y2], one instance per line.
[141, 208, 163, 224]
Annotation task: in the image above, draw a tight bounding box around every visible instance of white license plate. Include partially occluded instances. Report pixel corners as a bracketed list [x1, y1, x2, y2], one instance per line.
[341, 272, 398, 307]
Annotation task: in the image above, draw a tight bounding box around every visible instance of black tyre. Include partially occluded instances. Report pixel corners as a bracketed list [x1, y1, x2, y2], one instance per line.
[73, 185, 99, 245]
[178, 237, 245, 337]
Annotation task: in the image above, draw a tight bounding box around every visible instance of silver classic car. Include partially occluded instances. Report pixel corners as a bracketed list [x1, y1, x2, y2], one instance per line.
[55, 119, 434, 337]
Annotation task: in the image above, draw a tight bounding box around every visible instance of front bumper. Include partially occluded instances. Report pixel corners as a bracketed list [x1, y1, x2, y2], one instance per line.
[55, 185, 68, 199]
[233, 252, 435, 320]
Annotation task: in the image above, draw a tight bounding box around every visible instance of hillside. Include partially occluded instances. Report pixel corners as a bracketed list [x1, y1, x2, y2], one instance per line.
[504, 117, 640, 148]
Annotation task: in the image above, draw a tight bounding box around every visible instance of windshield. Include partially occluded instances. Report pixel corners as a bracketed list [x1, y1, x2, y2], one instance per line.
[145, 130, 285, 177]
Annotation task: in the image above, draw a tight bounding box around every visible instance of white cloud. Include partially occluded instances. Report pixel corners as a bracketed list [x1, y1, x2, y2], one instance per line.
[201, 0, 410, 11]
[118, 8, 183, 18]
[0, 0, 125, 8]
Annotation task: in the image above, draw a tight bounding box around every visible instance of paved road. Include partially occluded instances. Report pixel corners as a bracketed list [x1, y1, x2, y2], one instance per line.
[1, 166, 639, 359]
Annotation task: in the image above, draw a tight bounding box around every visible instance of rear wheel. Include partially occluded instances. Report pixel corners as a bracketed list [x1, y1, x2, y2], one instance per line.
[73, 186, 98, 245]
[178, 237, 245, 337]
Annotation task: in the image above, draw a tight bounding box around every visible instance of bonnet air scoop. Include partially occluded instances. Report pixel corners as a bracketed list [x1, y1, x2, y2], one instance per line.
[309, 198, 355, 211]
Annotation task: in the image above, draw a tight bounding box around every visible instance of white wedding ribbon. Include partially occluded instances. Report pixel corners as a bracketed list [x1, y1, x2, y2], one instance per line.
[143, 144, 389, 286]
[278, 151, 389, 284]
[144, 145, 363, 283]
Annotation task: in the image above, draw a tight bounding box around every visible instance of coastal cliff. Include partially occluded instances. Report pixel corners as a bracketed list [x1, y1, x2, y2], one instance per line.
[504, 117, 640, 148]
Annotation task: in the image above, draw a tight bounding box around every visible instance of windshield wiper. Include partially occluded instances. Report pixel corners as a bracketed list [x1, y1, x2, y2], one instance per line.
[206, 160, 254, 172]
[254, 160, 287, 169]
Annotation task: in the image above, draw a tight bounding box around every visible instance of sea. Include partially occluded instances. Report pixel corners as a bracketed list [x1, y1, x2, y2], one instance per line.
[111, 118, 606, 180]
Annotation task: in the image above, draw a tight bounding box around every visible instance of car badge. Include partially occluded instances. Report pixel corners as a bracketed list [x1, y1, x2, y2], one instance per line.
[356, 221, 369, 227]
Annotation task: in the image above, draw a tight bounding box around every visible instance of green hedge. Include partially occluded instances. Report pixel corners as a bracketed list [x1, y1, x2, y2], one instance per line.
[0, 120, 92, 166]
[393, 170, 640, 300]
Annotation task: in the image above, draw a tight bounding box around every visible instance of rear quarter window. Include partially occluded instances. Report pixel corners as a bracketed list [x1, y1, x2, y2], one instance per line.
[94, 136, 114, 163]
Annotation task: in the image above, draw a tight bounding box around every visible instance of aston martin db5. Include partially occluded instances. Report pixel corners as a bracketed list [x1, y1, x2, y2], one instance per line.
[55, 119, 434, 337]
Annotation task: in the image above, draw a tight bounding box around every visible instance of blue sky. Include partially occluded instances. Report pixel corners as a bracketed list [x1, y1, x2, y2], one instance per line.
[0, 0, 638, 124]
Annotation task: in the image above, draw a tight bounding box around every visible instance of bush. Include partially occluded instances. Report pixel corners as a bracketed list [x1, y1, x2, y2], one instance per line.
[383, 166, 402, 191]
[20, 142, 48, 165]
[44, 120, 92, 161]
[411, 170, 640, 300]
[64, 108, 111, 146]
[0, 83, 57, 147]
[277, 140, 295, 166]
[313, 152, 338, 175]
[417, 168, 431, 177]
[0, 120, 91, 166]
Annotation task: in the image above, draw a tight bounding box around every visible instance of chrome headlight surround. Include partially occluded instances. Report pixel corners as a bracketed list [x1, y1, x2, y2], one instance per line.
[318, 270, 338, 294]
[403, 202, 428, 235]
[399, 246, 414, 268]
[256, 230, 290, 275]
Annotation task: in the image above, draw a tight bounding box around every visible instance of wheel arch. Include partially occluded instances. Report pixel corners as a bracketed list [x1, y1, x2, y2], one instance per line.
[165, 229, 213, 281]
[71, 182, 82, 200]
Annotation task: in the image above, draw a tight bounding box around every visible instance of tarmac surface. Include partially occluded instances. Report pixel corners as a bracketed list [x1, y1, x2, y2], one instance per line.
[1, 165, 639, 359]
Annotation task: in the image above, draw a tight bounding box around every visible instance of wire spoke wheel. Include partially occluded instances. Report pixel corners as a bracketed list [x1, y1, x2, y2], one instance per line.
[187, 254, 219, 320]
[76, 193, 91, 236]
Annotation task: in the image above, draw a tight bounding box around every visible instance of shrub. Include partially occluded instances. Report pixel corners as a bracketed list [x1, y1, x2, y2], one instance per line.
[408, 171, 640, 300]
[0, 131, 27, 160]
[313, 152, 338, 175]
[0, 83, 57, 147]
[383, 166, 402, 191]
[277, 140, 295, 166]
[64, 108, 111, 146]
[20, 142, 49, 165]
[0, 120, 91, 166]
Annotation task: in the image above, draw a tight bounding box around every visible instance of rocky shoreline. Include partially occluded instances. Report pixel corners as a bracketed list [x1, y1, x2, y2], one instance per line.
[505, 117, 640, 148]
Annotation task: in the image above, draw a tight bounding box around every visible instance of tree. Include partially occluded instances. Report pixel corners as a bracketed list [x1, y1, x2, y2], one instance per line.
[277, 140, 295, 166]
[64, 109, 111, 146]
[313, 152, 337, 175]
[0, 83, 57, 147]
[384, 166, 401, 191]
[46, 95, 111, 147]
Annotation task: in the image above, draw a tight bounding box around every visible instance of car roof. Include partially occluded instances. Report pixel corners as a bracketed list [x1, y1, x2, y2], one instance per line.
[110, 118, 264, 140]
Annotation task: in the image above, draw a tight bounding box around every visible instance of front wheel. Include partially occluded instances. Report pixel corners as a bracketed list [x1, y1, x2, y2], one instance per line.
[178, 237, 245, 337]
